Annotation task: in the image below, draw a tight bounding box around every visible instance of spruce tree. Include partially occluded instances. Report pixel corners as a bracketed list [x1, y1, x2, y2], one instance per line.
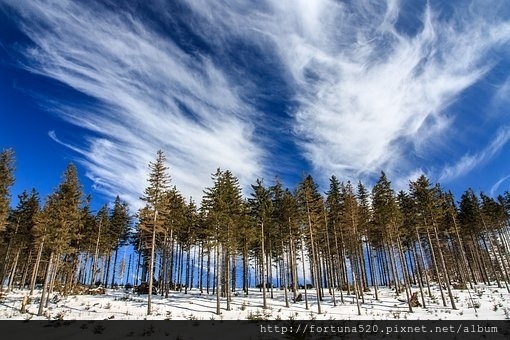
[0, 149, 15, 233]
[409, 176, 456, 309]
[109, 196, 131, 288]
[270, 179, 297, 305]
[90, 205, 110, 286]
[479, 193, 510, 291]
[296, 175, 324, 314]
[36, 163, 84, 315]
[326, 176, 345, 303]
[339, 181, 363, 313]
[372, 172, 413, 312]
[140, 150, 171, 315]
[459, 189, 490, 284]
[248, 178, 273, 309]
[1, 189, 40, 291]
[202, 168, 245, 314]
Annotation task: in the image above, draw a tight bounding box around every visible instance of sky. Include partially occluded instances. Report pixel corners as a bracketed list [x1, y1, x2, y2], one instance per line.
[1, 0, 510, 211]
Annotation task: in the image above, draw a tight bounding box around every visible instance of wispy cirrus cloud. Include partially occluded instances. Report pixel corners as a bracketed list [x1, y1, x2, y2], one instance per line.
[438, 126, 510, 183]
[5, 0, 266, 207]
[4, 0, 510, 205]
[490, 174, 510, 197]
[268, 0, 510, 184]
[183, 0, 510, 187]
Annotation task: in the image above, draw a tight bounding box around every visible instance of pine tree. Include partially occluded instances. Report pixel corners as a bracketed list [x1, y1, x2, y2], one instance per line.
[1, 189, 40, 291]
[326, 175, 346, 303]
[372, 172, 413, 312]
[398, 190, 427, 307]
[270, 179, 297, 306]
[36, 163, 84, 315]
[296, 175, 324, 314]
[140, 150, 171, 315]
[442, 191, 473, 287]
[90, 205, 110, 286]
[201, 168, 245, 314]
[158, 187, 186, 296]
[77, 199, 96, 287]
[182, 198, 198, 294]
[357, 181, 376, 298]
[479, 193, 510, 292]
[109, 196, 131, 288]
[248, 178, 273, 309]
[371, 172, 400, 291]
[341, 181, 365, 312]
[409, 176, 456, 309]
[459, 189, 490, 284]
[0, 149, 15, 233]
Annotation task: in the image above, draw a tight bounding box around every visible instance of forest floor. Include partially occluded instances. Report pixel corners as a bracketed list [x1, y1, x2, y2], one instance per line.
[1, 283, 509, 320]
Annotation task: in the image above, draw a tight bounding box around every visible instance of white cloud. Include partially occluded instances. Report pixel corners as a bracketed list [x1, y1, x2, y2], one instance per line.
[182, 0, 510, 188]
[490, 174, 510, 197]
[7, 1, 266, 208]
[6, 0, 510, 205]
[270, 1, 510, 185]
[439, 127, 510, 182]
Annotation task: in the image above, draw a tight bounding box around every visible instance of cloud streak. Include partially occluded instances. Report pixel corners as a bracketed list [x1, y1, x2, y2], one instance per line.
[439, 126, 510, 183]
[490, 174, 510, 197]
[6, 0, 266, 207]
[4, 0, 510, 205]
[182, 0, 510, 187]
[269, 0, 510, 184]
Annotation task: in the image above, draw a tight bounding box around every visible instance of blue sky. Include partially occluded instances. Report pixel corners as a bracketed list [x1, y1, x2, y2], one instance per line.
[1, 0, 510, 210]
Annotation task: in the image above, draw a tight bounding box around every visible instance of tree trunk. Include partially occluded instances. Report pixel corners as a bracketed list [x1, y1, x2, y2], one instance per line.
[30, 240, 44, 296]
[147, 210, 158, 315]
[19, 249, 32, 290]
[333, 225, 345, 303]
[199, 243, 204, 293]
[415, 227, 432, 297]
[261, 221, 267, 309]
[185, 245, 191, 294]
[426, 226, 446, 306]
[305, 202, 321, 314]
[207, 244, 211, 295]
[215, 242, 221, 315]
[352, 261, 361, 316]
[367, 243, 379, 300]
[323, 211, 337, 306]
[161, 230, 168, 297]
[396, 235, 413, 313]
[7, 248, 21, 291]
[38, 251, 54, 316]
[412, 244, 427, 308]
[111, 247, 119, 288]
[282, 239, 289, 308]
[300, 236, 309, 310]
[45, 255, 59, 308]
[433, 226, 457, 309]
[268, 240, 274, 299]
[91, 220, 102, 287]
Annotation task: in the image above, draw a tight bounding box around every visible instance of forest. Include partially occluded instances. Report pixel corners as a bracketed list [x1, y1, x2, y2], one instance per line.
[1, 148, 509, 317]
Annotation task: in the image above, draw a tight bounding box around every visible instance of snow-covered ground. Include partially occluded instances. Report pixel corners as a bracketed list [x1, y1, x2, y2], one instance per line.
[1, 284, 509, 320]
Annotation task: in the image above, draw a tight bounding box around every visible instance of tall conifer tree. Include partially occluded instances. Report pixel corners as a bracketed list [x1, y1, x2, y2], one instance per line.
[0, 149, 15, 233]
[36, 163, 84, 315]
[296, 175, 324, 314]
[248, 178, 273, 309]
[140, 150, 171, 315]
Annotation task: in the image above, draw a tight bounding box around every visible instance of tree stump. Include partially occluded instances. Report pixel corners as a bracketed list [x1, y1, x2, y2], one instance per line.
[21, 295, 28, 314]
[410, 292, 421, 307]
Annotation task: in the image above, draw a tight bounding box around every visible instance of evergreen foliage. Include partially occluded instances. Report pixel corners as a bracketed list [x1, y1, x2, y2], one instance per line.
[0, 149, 15, 232]
[1, 145, 510, 316]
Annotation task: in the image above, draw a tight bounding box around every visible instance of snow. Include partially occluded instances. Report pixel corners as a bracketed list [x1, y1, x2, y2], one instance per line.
[0, 284, 509, 321]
